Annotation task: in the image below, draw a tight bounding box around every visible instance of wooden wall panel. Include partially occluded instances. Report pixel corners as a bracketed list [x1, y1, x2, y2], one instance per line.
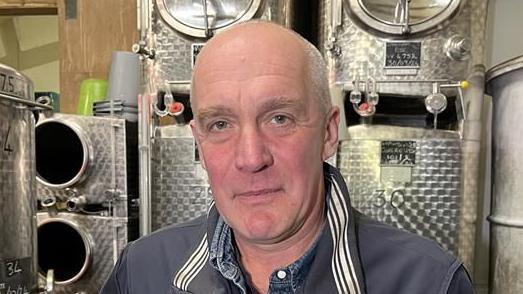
[58, 0, 138, 113]
[0, 0, 57, 9]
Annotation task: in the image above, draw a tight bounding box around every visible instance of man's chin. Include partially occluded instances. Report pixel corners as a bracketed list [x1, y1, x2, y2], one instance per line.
[234, 217, 285, 245]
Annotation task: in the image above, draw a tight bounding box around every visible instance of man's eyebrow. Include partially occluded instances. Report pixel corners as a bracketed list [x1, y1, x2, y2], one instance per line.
[196, 106, 235, 124]
[258, 97, 306, 114]
[195, 97, 306, 124]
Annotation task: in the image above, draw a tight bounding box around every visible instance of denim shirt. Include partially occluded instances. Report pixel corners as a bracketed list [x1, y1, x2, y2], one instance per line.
[209, 217, 319, 294]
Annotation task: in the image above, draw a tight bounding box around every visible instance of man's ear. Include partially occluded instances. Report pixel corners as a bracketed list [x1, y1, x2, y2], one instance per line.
[322, 106, 340, 161]
[190, 120, 207, 170]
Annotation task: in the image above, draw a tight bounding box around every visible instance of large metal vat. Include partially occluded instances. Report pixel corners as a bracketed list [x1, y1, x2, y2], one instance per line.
[148, 0, 302, 85]
[321, 0, 489, 274]
[37, 212, 132, 294]
[150, 125, 211, 231]
[0, 64, 40, 293]
[35, 114, 139, 293]
[486, 55, 523, 294]
[318, 0, 489, 95]
[35, 114, 138, 217]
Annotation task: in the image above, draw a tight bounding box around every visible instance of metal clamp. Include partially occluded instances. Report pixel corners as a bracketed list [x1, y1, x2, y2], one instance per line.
[41, 195, 57, 208]
[0, 93, 53, 110]
[132, 41, 156, 59]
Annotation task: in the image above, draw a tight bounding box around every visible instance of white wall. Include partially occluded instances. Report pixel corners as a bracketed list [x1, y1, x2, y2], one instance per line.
[0, 15, 59, 93]
[486, 0, 523, 68]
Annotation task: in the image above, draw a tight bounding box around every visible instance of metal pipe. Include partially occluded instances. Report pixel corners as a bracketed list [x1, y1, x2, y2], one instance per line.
[456, 66, 485, 273]
[139, 93, 152, 236]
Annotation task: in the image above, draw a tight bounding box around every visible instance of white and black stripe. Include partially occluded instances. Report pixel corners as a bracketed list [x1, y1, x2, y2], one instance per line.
[173, 234, 209, 291]
[173, 201, 215, 291]
[326, 173, 362, 294]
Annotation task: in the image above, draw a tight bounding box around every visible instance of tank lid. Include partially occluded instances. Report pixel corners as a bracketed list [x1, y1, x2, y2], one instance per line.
[486, 55, 523, 84]
[0, 63, 34, 101]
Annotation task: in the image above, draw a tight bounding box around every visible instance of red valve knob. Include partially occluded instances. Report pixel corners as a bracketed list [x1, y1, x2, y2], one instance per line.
[359, 102, 369, 111]
[169, 102, 184, 115]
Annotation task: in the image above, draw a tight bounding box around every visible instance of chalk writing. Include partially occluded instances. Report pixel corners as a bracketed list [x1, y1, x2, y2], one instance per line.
[192, 43, 205, 68]
[2, 125, 13, 153]
[0, 73, 25, 98]
[0, 258, 31, 294]
[370, 189, 406, 209]
[381, 141, 416, 166]
[385, 42, 421, 68]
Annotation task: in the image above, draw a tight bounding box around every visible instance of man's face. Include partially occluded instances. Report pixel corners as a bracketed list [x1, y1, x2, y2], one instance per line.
[191, 31, 338, 245]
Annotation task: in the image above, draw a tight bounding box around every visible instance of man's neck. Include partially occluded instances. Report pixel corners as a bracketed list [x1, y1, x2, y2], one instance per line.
[234, 208, 325, 294]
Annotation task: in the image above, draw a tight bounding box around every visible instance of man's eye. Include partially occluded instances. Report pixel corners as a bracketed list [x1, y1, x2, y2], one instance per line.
[209, 120, 229, 131]
[270, 115, 290, 125]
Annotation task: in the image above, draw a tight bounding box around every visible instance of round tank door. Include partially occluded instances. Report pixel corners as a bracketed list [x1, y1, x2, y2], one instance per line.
[156, 0, 263, 37]
[346, 0, 463, 35]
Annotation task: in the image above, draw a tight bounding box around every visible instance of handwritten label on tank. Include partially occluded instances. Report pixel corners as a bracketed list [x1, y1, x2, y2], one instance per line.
[192, 43, 205, 68]
[380, 141, 416, 166]
[371, 189, 405, 209]
[0, 257, 32, 294]
[0, 73, 25, 98]
[385, 42, 421, 68]
[2, 125, 14, 153]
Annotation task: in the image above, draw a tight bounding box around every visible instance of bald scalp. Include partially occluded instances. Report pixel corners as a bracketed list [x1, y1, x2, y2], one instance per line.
[190, 20, 331, 115]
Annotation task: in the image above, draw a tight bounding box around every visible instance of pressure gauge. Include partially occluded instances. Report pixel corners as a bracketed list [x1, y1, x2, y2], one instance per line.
[156, 0, 263, 38]
[346, 0, 464, 35]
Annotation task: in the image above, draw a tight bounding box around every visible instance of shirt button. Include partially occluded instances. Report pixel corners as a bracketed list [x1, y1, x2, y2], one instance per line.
[277, 270, 287, 280]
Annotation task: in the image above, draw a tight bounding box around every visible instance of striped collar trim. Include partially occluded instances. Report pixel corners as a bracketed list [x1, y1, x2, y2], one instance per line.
[325, 163, 366, 294]
[172, 201, 215, 291]
[173, 233, 209, 291]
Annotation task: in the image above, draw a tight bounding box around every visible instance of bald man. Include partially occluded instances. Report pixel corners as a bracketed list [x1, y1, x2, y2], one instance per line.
[101, 21, 474, 294]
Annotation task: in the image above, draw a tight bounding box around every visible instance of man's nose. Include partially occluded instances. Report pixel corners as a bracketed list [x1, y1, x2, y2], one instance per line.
[234, 126, 274, 173]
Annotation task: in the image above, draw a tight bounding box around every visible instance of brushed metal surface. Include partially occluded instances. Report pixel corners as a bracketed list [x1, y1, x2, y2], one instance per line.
[151, 0, 297, 84]
[151, 125, 211, 231]
[155, 0, 263, 38]
[36, 114, 137, 217]
[318, 0, 489, 95]
[338, 125, 478, 271]
[486, 58, 523, 294]
[37, 212, 131, 294]
[0, 63, 33, 100]
[0, 96, 38, 292]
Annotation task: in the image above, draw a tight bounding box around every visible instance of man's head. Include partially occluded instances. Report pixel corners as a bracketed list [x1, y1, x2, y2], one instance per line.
[190, 21, 340, 247]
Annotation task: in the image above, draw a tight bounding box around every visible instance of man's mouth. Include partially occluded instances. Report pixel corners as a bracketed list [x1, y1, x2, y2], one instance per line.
[235, 188, 282, 198]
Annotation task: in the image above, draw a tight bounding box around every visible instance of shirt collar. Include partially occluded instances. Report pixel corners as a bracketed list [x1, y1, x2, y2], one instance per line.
[209, 213, 321, 293]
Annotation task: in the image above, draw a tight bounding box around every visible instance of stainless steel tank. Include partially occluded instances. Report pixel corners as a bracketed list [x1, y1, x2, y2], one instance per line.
[318, 0, 489, 95]
[322, 0, 490, 273]
[37, 211, 132, 294]
[35, 114, 138, 217]
[0, 64, 41, 293]
[34, 114, 139, 293]
[150, 125, 212, 231]
[486, 55, 523, 294]
[147, 0, 300, 85]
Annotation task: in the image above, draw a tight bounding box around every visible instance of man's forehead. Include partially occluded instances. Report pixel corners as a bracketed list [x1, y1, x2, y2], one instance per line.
[191, 22, 310, 109]
[193, 23, 305, 72]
